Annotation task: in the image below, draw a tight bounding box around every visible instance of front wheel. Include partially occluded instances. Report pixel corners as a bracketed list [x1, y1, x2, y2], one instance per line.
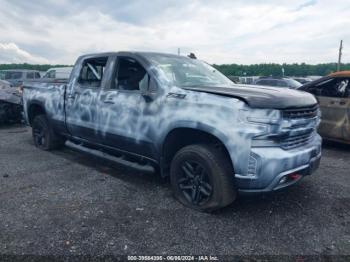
[170, 144, 237, 212]
[32, 115, 65, 151]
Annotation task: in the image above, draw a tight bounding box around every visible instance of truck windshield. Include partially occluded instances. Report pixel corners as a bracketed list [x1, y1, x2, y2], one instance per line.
[146, 55, 234, 88]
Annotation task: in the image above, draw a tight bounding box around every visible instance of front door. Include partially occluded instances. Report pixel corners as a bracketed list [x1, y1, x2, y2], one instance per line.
[96, 56, 158, 159]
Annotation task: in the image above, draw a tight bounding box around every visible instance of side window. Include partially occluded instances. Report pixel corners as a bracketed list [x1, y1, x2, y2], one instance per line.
[35, 72, 41, 79]
[26, 72, 34, 79]
[278, 80, 288, 87]
[336, 79, 350, 97]
[114, 57, 148, 91]
[311, 78, 349, 98]
[6, 72, 23, 80]
[256, 79, 268, 86]
[345, 78, 350, 98]
[79, 57, 108, 87]
[267, 80, 276, 86]
[48, 70, 56, 78]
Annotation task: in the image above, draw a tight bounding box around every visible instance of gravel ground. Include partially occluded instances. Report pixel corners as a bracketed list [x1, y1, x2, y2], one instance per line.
[0, 124, 349, 259]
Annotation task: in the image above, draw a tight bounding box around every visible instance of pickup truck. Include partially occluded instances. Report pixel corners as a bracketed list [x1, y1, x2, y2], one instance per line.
[23, 52, 322, 211]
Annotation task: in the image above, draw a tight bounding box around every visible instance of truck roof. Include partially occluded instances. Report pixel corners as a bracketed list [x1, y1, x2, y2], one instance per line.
[328, 71, 350, 77]
[78, 51, 184, 60]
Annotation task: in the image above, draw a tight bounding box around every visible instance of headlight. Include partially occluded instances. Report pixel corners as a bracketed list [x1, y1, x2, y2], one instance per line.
[246, 117, 280, 125]
[239, 109, 281, 125]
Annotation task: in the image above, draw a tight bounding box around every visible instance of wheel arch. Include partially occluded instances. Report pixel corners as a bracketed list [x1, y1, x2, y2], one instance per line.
[27, 101, 46, 126]
[160, 124, 235, 177]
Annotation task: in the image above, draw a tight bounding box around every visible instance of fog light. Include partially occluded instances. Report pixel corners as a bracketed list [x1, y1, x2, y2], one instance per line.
[289, 173, 301, 180]
[279, 176, 288, 184]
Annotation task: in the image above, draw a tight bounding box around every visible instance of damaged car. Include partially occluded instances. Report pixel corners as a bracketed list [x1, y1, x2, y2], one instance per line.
[0, 80, 22, 124]
[299, 71, 350, 143]
[23, 52, 322, 211]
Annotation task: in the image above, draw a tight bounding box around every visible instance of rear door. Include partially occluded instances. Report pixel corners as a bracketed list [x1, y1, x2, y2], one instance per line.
[305, 77, 350, 140]
[65, 56, 110, 143]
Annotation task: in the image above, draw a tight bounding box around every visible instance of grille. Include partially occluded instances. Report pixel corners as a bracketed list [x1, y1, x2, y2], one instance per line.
[280, 133, 314, 150]
[282, 105, 318, 119]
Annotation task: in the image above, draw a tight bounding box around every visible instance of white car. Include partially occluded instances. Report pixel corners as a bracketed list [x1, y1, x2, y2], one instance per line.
[43, 67, 73, 80]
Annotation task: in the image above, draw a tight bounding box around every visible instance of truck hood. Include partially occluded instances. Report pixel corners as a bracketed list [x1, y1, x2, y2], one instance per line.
[182, 84, 317, 109]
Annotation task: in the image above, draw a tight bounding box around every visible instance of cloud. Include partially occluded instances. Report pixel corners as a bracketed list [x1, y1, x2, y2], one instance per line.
[295, 0, 318, 11]
[0, 0, 349, 64]
[0, 43, 49, 64]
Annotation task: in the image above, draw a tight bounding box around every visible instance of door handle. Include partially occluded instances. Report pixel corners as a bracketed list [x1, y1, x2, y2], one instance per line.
[103, 99, 115, 104]
[339, 100, 346, 105]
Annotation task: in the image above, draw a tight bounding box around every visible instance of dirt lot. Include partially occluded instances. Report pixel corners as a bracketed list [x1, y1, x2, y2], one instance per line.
[0, 124, 349, 259]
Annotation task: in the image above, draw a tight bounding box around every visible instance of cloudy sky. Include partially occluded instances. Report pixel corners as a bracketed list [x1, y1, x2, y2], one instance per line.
[0, 0, 349, 65]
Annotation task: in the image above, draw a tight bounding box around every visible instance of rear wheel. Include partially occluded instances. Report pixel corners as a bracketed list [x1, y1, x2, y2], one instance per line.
[32, 115, 65, 150]
[170, 144, 236, 212]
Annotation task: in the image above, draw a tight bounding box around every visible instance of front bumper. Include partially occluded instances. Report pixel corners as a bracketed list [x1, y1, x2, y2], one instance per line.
[236, 134, 322, 194]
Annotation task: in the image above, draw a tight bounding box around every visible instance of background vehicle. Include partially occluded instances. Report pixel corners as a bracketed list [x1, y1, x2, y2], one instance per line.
[22, 52, 321, 212]
[253, 77, 302, 89]
[238, 76, 260, 85]
[299, 71, 350, 143]
[42, 67, 73, 80]
[292, 77, 313, 84]
[0, 69, 41, 87]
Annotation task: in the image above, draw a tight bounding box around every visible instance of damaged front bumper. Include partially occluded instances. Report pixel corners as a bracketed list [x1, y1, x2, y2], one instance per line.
[236, 134, 322, 194]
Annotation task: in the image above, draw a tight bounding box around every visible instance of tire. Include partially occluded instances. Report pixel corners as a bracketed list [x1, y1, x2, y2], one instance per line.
[170, 144, 237, 212]
[32, 114, 65, 150]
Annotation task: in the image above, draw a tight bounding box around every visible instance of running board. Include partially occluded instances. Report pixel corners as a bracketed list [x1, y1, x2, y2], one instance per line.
[65, 140, 155, 174]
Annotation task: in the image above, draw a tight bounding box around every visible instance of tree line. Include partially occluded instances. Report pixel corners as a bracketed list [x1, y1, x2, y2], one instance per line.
[0, 63, 72, 72]
[1, 62, 350, 77]
[213, 63, 350, 77]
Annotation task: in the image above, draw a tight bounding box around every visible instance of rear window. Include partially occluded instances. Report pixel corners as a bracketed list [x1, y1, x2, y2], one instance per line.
[78, 57, 108, 87]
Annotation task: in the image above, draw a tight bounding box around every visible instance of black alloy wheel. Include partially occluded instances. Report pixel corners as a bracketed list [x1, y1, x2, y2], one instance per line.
[178, 160, 213, 206]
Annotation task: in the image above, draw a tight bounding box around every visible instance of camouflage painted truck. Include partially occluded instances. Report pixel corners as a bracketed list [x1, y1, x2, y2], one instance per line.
[22, 52, 322, 211]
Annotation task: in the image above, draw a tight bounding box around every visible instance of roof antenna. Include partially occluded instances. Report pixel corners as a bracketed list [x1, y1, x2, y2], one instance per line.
[188, 53, 197, 59]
